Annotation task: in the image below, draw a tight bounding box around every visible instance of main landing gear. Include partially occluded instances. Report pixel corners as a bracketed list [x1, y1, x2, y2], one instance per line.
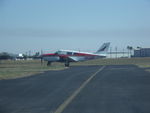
[47, 61, 51, 66]
[65, 59, 70, 67]
[46, 60, 70, 67]
[65, 61, 70, 67]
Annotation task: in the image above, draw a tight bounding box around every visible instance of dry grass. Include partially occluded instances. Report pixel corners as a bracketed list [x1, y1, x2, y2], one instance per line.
[1, 58, 150, 79]
[0, 60, 65, 80]
[72, 57, 150, 66]
[72, 57, 150, 72]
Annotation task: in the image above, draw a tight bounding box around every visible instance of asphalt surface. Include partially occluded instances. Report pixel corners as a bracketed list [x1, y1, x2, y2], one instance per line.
[0, 65, 150, 113]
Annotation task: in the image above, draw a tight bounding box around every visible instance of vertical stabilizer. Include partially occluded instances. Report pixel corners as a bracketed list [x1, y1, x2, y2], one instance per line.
[95, 42, 110, 54]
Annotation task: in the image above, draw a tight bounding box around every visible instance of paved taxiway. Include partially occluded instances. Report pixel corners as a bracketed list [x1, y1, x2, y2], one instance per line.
[0, 65, 150, 113]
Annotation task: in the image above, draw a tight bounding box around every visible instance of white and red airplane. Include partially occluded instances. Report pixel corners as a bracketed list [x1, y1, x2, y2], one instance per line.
[41, 42, 110, 67]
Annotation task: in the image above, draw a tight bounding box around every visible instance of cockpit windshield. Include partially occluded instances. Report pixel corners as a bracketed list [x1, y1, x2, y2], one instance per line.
[55, 51, 67, 55]
[55, 51, 73, 55]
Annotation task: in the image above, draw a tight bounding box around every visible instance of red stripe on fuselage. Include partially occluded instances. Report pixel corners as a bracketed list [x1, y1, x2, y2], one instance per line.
[42, 54, 69, 58]
[74, 53, 97, 56]
[42, 53, 98, 57]
[42, 53, 56, 56]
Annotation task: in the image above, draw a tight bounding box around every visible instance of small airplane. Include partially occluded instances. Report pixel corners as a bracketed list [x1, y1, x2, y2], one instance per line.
[41, 42, 110, 67]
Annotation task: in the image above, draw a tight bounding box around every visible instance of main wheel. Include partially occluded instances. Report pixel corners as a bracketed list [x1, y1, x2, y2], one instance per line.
[65, 59, 70, 67]
[47, 61, 51, 66]
[65, 62, 69, 67]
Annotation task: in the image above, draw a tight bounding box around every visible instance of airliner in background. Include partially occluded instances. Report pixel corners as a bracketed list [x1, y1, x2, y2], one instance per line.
[41, 42, 110, 67]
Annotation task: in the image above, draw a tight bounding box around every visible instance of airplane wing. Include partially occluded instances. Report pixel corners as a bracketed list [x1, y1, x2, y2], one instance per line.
[68, 56, 85, 62]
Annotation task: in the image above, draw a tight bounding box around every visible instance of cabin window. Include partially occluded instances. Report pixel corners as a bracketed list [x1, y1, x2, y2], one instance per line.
[55, 51, 61, 54]
[56, 51, 68, 55]
[73, 53, 78, 55]
[67, 52, 72, 55]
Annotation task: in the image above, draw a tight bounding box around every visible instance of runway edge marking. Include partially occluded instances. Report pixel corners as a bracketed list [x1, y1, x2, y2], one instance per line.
[53, 66, 106, 113]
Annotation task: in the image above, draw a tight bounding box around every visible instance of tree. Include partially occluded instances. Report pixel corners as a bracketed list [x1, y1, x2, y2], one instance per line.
[127, 46, 133, 57]
[32, 52, 40, 59]
[22, 54, 28, 60]
[0, 52, 12, 60]
[137, 46, 142, 49]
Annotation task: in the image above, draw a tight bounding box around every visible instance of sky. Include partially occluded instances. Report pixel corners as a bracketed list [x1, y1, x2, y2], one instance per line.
[0, 0, 150, 54]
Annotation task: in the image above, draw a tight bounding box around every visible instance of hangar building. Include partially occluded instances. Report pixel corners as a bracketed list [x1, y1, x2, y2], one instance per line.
[134, 48, 150, 57]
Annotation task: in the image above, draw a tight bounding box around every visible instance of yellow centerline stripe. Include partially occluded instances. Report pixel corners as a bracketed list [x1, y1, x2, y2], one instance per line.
[53, 66, 105, 113]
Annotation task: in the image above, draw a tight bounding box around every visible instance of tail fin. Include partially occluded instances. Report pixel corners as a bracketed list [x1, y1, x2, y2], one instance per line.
[95, 42, 110, 54]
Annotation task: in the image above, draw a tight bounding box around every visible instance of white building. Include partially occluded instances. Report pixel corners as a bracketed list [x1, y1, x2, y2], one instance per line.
[107, 52, 129, 58]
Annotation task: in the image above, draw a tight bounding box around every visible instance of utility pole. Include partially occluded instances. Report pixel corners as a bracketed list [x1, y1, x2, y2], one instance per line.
[110, 47, 112, 58]
[41, 49, 43, 55]
[29, 50, 31, 57]
[123, 48, 124, 57]
[115, 47, 117, 58]
[25, 52, 28, 56]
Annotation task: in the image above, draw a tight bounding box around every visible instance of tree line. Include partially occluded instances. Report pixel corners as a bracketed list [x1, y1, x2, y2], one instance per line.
[0, 52, 41, 60]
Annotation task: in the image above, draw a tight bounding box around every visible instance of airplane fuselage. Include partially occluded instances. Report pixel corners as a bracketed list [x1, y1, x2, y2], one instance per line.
[43, 50, 105, 62]
[41, 42, 110, 66]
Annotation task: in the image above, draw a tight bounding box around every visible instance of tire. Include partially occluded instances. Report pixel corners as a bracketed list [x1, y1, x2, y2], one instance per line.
[47, 61, 51, 66]
[65, 63, 69, 67]
[65, 59, 70, 67]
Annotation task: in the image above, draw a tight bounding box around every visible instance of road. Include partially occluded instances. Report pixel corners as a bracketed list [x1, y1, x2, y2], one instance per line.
[0, 65, 150, 113]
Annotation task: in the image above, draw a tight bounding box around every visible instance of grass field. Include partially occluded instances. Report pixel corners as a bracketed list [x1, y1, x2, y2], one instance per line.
[0, 60, 65, 80]
[72, 57, 150, 66]
[72, 57, 150, 72]
[0, 58, 150, 79]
